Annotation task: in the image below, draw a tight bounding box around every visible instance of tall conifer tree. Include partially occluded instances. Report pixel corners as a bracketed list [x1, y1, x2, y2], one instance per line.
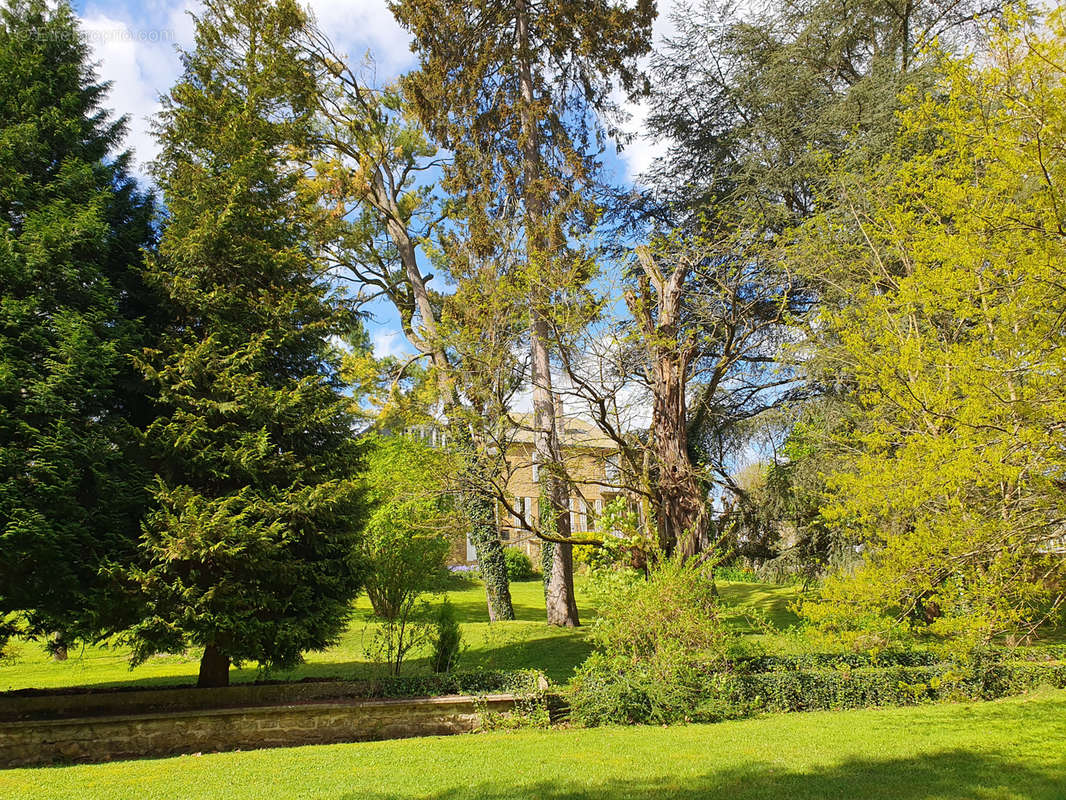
[390, 0, 655, 626]
[0, 0, 156, 648]
[128, 0, 366, 687]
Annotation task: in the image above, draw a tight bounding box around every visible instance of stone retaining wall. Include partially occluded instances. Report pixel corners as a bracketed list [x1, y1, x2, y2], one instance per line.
[0, 693, 518, 768]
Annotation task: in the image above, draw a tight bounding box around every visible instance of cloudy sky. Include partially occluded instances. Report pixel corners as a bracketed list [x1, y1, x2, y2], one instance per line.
[72, 0, 676, 359]
[75, 0, 675, 181]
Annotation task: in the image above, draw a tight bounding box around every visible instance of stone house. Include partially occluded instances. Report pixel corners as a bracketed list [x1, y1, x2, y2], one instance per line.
[445, 415, 630, 566]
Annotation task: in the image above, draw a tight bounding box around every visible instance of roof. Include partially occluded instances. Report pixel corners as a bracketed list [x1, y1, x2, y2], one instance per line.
[507, 413, 619, 451]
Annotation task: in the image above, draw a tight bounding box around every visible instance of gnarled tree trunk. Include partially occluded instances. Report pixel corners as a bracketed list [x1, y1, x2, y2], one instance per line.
[627, 247, 709, 558]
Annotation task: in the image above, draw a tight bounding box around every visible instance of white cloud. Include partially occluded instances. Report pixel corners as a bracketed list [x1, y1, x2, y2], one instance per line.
[613, 0, 680, 183]
[371, 329, 413, 360]
[79, 0, 412, 178]
[304, 0, 415, 81]
[80, 7, 189, 176]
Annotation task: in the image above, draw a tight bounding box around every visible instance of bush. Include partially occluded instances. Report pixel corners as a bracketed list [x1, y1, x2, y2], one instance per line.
[724, 661, 1066, 714]
[430, 598, 463, 673]
[354, 669, 547, 699]
[569, 643, 1066, 726]
[589, 557, 738, 662]
[570, 653, 740, 726]
[360, 436, 460, 621]
[735, 649, 943, 673]
[504, 547, 537, 581]
[569, 557, 745, 726]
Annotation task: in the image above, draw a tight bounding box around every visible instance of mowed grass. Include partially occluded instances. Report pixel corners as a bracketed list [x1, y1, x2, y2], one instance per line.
[0, 579, 801, 692]
[2, 689, 1063, 799]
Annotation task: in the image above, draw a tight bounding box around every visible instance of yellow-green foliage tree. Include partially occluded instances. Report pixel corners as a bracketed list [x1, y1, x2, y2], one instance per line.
[359, 434, 462, 622]
[798, 12, 1066, 647]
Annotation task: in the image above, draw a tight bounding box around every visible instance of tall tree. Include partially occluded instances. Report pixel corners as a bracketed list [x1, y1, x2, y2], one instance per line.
[797, 11, 1066, 645]
[126, 0, 367, 687]
[646, 0, 1002, 224]
[594, 0, 1000, 563]
[391, 0, 656, 626]
[0, 0, 156, 650]
[304, 40, 516, 621]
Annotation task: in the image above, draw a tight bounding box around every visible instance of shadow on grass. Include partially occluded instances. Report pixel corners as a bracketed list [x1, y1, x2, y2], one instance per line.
[337, 751, 1065, 800]
[16, 625, 595, 692]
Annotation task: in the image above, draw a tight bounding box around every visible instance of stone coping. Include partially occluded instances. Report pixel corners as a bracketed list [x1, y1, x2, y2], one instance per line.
[0, 692, 517, 730]
[0, 678, 523, 722]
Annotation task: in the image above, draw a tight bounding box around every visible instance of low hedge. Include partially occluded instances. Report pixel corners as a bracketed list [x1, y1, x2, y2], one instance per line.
[342, 669, 547, 699]
[727, 662, 1066, 714]
[569, 657, 1066, 727]
[1013, 644, 1066, 662]
[734, 650, 943, 673]
[734, 645, 1066, 674]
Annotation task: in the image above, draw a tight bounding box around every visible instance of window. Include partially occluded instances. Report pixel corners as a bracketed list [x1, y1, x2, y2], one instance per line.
[589, 498, 602, 531]
[531, 461, 539, 483]
[570, 497, 587, 533]
[605, 454, 620, 481]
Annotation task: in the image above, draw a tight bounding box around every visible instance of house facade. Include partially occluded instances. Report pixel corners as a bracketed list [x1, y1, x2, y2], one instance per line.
[448, 416, 630, 566]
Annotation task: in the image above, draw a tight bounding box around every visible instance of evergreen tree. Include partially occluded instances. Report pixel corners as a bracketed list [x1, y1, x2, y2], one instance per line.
[127, 0, 367, 687]
[0, 0, 156, 648]
[390, 0, 656, 626]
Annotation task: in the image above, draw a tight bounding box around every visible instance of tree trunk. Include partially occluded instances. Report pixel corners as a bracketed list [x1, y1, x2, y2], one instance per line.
[652, 351, 707, 558]
[468, 491, 516, 621]
[197, 643, 230, 688]
[546, 537, 580, 626]
[627, 248, 710, 559]
[518, 0, 579, 627]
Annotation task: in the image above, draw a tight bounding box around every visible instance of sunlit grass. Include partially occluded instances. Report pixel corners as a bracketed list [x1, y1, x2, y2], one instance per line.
[3, 689, 1064, 799]
[0, 578, 799, 691]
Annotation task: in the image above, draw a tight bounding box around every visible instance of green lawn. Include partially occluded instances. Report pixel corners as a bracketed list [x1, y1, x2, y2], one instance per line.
[0, 579, 799, 692]
[2, 689, 1063, 799]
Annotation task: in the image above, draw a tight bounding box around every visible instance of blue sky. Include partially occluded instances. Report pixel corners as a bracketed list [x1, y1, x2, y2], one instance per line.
[74, 0, 676, 359]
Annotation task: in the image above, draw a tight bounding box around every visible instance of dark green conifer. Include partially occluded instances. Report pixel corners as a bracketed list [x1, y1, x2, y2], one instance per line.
[128, 0, 367, 687]
[0, 0, 157, 647]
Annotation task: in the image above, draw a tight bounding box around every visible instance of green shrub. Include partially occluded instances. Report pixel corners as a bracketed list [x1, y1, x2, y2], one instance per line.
[570, 653, 740, 726]
[735, 650, 943, 673]
[724, 661, 1066, 714]
[360, 437, 459, 621]
[429, 598, 463, 673]
[504, 547, 537, 581]
[569, 557, 745, 726]
[355, 668, 547, 699]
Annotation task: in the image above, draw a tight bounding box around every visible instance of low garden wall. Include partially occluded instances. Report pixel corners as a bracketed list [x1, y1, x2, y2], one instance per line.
[0, 670, 550, 768]
[0, 693, 519, 768]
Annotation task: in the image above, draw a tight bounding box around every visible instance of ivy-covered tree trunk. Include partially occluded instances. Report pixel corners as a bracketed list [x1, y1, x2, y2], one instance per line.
[458, 448, 514, 622]
[468, 498, 515, 622]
